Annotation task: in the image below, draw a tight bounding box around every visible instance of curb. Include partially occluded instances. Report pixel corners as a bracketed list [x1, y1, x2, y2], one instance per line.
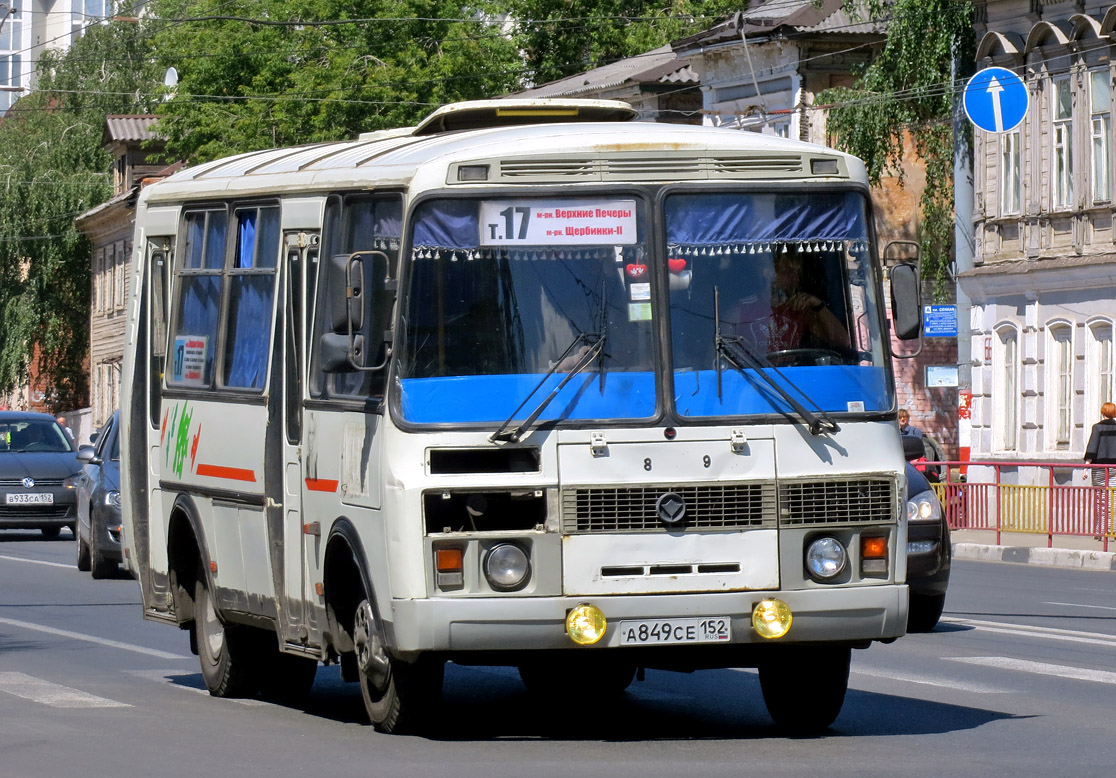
[952, 542, 1116, 572]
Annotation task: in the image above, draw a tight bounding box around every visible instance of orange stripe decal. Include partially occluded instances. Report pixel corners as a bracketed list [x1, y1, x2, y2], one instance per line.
[196, 464, 257, 482]
[305, 478, 339, 493]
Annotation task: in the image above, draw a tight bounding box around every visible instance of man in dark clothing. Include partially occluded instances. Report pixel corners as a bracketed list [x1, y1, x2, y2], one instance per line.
[1084, 402, 1116, 538]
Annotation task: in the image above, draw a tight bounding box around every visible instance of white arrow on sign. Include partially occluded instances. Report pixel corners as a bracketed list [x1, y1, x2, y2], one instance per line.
[987, 76, 1004, 132]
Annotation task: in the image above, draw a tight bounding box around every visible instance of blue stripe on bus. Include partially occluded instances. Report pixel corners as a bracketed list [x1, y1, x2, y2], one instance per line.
[398, 366, 888, 424]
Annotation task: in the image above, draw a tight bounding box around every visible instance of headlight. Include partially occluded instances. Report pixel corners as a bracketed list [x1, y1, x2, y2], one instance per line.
[106, 491, 122, 509]
[482, 543, 530, 591]
[907, 490, 941, 523]
[62, 475, 79, 490]
[804, 536, 848, 581]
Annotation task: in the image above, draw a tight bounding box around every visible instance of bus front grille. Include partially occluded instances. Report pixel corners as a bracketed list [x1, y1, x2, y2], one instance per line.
[779, 478, 896, 526]
[561, 483, 776, 534]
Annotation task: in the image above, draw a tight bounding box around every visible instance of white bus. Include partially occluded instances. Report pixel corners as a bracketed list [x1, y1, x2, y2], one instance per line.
[120, 99, 924, 734]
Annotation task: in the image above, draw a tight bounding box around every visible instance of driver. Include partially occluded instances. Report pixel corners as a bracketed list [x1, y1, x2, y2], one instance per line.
[731, 251, 850, 354]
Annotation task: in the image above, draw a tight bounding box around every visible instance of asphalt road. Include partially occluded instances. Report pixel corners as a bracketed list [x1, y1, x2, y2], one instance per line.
[2, 529, 1116, 777]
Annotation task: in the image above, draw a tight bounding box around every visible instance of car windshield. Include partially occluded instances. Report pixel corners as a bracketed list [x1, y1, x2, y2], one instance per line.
[397, 196, 657, 425]
[664, 190, 891, 418]
[0, 421, 73, 453]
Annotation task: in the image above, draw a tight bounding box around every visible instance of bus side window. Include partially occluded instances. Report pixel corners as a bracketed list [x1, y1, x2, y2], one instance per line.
[169, 209, 227, 388]
[310, 193, 401, 402]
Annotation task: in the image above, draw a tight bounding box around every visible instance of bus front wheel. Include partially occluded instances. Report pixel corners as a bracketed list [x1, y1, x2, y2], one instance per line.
[353, 599, 443, 734]
[758, 645, 850, 733]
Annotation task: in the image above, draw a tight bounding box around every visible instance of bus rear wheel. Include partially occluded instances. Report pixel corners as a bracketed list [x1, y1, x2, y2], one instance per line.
[758, 645, 850, 733]
[353, 599, 443, 734]
[195, 569, 259, 698]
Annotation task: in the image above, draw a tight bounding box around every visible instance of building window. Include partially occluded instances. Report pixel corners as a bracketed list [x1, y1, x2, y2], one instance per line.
[1001, 130, 1021, 215]
[1087, 321, 1114, 420]
[72, 0, 109, 41]
[114, 241, 126, 310]
[1091, 69, 1111, 203]
[1052, 75, 1074, 209]
[994, 325, 1019, 451]
[0, 0, 21, 113]
[1047, 322, 1073, 448]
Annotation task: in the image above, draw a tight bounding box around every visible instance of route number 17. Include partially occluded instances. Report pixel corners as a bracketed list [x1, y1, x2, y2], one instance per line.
[489, 206, 531, 241]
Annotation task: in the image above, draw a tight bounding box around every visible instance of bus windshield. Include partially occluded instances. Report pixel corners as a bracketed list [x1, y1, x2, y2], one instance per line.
[665, 190, 891, 418]
[397, 196, 657, 424]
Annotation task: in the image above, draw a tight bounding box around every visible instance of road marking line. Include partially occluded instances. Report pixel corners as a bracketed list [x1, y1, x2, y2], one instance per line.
[126, 669, 268, 706]
[0, 553, 74, 570]
[0, 615, 190, 660]
[942, 617, 1116, 648]
[851, 667, 1013, 694]
[949, 656, 1116, 686]
[0, 672, 131, 708]
[1043, 601, 1116, 612]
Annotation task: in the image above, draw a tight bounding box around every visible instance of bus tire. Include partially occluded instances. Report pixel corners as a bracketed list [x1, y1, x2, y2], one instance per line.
[758, 645, 850, 733]
[907, 592, 946, 633]
[353, 598, 443, 734]
[195, 568, 258, 698]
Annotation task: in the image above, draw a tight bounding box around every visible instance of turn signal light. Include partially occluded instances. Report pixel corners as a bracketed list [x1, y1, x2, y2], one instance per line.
[861, 536, 888, 576]
[435, 548, 463, 572]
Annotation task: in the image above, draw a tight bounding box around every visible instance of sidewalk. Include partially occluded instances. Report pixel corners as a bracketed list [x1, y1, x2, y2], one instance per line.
[950, 529, 1116, 572]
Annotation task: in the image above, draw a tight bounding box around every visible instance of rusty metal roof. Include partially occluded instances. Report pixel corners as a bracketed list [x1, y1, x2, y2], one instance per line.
[102, 115, 159, 145]
[510, 45, 697, 99]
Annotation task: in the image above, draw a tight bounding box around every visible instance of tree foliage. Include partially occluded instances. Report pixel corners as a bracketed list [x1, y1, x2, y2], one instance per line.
[506, 0, 741, 87]
[819, 0, 974, 299]
[0, 18, 161, 410]
[149, 0, 525, 163]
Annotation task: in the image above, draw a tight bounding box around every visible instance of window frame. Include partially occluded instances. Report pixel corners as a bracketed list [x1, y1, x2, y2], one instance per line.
[993, 324, 1020, 452]
[1000, 129, 1021, 216]
[1045, 321, 1074, 449]
[1051, 74, 1075, 210]
[1086, 319, 1114, 426]
[1090, 68, 1111, 204]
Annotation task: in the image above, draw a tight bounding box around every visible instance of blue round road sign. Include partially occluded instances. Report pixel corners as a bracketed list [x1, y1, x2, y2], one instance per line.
[964, 67, 1029, 133]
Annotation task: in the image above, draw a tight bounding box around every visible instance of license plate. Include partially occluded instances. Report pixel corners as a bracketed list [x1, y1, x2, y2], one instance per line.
[6, 493, 53, 505]
[618, 617, 732, 646]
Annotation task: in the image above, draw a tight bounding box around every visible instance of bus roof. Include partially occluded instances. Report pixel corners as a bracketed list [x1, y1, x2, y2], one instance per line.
[140, 115, 866, 205]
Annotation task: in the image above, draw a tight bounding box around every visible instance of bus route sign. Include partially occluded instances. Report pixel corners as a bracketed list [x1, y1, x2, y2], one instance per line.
[479, 198, 637, 246]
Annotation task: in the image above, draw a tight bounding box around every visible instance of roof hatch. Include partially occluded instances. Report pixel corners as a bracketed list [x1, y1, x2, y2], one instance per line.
[413, 98, 638, 136]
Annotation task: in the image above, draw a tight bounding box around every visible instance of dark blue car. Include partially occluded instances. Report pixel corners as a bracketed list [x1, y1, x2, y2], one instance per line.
[72, 410, 122, 578]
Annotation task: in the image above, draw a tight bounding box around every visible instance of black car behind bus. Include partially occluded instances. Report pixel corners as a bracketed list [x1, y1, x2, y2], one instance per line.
[0, 411, 81, 538]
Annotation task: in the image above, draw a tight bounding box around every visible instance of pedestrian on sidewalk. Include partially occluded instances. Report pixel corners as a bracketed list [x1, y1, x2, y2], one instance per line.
[1084, 402, 1116, 538]
[898, 408, 923, 438]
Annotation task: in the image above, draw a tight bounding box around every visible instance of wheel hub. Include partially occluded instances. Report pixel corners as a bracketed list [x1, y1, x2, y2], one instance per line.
[353, 600, 390, 689]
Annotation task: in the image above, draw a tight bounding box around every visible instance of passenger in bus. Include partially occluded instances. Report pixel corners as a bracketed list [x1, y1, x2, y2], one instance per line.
[730, 250, 850, 358]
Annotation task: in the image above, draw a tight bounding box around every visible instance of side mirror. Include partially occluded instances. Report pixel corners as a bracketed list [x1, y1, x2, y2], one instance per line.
[76, 446, 101, 465]
[889, 262, 922, 341]
[328, 254, 364, 333]
[319, 332, 366, 373]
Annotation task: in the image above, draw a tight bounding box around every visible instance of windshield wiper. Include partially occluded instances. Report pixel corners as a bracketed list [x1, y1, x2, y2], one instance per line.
[713, 287, 840, 436]
[489, 330, 607, 443]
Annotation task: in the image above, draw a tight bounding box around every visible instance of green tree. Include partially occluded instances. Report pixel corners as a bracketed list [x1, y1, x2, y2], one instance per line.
[0, 17, 161, 410]
[149, 0, 525, 163]
[819, 0, 974, 299]
[506, 0, 741, 87]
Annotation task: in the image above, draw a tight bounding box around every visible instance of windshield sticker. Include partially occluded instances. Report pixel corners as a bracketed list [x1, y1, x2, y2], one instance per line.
[625, 263, 648, 279]
[479, 199, 637, 246]
[629, 302, 652, 322]
[172, 335, 208, 385]
[630, 282, 651, 301]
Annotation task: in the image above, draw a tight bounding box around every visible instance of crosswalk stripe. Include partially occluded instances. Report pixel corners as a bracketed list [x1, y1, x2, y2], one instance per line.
[948, 656, 1116, 685]
[0, 553, 74, 570]
[0, 672, 131, 708]
[942, 617, 1116, 648]
[851, 667, 1013, 693]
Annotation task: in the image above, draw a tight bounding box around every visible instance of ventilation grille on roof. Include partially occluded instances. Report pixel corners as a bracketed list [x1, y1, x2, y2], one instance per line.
[490, 154, 808, 182]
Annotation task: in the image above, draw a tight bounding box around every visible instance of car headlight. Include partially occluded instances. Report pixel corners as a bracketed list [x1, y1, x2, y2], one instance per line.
[804, 536, 848, 581]
[907, 490, 942, 522]
[482, 543, 530, 591]
[106, 491, 122, 509]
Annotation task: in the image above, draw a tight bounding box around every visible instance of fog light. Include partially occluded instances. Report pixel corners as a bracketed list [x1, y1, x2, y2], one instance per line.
[805, 537, 847, 581]
[483, 543, 530, 591]
[752, 598, 792, 639]
[566, 603, 607, 645]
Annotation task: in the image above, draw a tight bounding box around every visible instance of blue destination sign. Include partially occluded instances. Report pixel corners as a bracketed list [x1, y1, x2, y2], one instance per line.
[964, 67, 1029, 134]
[923, 305, 958, 337]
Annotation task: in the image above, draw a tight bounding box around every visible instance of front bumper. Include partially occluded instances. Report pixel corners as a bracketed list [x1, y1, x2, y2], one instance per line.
[0, 495, 76, 530]
[387, 584, 908, 654]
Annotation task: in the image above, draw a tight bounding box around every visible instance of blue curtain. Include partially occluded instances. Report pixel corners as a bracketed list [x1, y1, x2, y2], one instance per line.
[177, 276, 221, 383]
[411, 199, 477, 249]
[665, 192, 867, 245]
[224, 209, 278, 389]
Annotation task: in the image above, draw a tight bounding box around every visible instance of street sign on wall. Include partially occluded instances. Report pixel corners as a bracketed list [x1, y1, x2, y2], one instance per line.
[923, 304, 958, 337]
[964, 66, 1029, 133]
